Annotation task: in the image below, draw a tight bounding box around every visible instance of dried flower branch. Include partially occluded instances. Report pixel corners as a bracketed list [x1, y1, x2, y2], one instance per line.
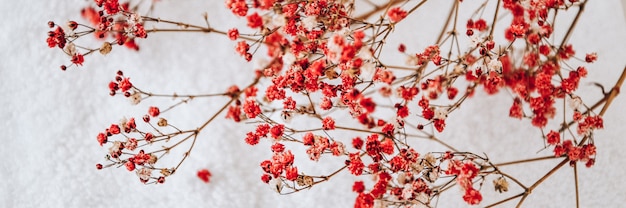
[47, 0, 624, 207]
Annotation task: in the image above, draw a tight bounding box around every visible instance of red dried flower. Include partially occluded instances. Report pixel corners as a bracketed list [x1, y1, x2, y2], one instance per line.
[269, 124, 284, 139]
[134, 24, 147, 38]
[144, 132, 154, 143]
[243, 98, 261, 118]
[285, 166, 298, 181]
[71, 53, 85, 66]
[67, 21, 78, 30]
[119, 77, 133, 92]
[348, 153, 365, 175]
[197, 169, 212, 183]
[227, 28, 239, 40]
[546, 130, 560, 145]
[352, 137, 363, 150]
[108, 124, 121, 135]
[585, 53, 597, 63]
[261, 174, 271, 183]
[226, 0, 248, 17]
[271, 143, 285, 153]
[245, 132, 260, 145]
[352, 181, 365, 193]
[246, 12, 263, 29]
[103, 0, 120, 14]
[46, 27, 66, 49]
[322, 117, 335, 130]
[97, 133, 107, 146]
[235, 41, 249, 56]
[387, 7, 408, 23]
[148, 106, 160, 117]
[125, 161, 135, 171]
[463, 188, 482, 205]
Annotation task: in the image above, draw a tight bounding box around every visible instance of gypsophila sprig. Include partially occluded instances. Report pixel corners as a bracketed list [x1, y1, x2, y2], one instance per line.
[49, 0, 626, 207]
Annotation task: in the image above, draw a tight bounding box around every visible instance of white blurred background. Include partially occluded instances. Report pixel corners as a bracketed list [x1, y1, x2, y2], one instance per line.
[1, 0, 625, 207]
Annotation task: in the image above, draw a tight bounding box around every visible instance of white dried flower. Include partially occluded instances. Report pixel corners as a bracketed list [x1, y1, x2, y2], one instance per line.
[424, 168, 439, 182]
[128, 91, 142, 105]
[108, 141, 122, 156]
[301, 16, 317, 31]
[360, 61, 376, 79]
[128, 13, 143, 24]
[405, 55, 419, 66]
[453, 64, 465, 76]
[136, 168, 152, 181]
[434, 107, 448, 120]
[373, 199, 386, 208]
[493, 177, 509, 193]
[337, 27, 351, 36]
[423, 153, 436, 167]
[396, 172, 407, 185]
[160, 168, 172, 177]
[401, 183, 413, 200]
[282, 52, 296, 66]
[357, 46, 373, 60]
[157, 118, 168, 127]
[488, 58, 503, 73]
[64, 43, 77, 56]
[569, 95, 583, 111]
[118, 117, 128, 132]
[327, 35, 342, 53]
[296, 175, 314, 187]
[271, 14, 286, 27]
[99, 42, 112, 55]
[411, 162, 424, 173]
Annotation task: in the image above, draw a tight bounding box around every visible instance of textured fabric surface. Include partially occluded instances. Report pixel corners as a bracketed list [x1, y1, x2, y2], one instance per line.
[2, 0, 625, 207]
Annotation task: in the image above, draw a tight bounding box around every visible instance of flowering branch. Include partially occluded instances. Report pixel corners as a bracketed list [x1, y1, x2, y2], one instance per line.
[46, 0, 623, 207]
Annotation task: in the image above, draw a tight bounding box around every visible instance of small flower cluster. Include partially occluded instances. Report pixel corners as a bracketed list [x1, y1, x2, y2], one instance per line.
[350, 151, 503, 207]
[95, 108, 169, 184]
[95, 81, 203, 184]
[47, 0, 153, 69]
[46, 23, 66, 49]
[226, 85, 262, 123]
[387, 7, 408, 23]
[554, 139, 597, 167]
[81, 0, 147, 47]
[444, 155, 483, 205]
[218, 0, 607, 206]
[108, 70, 134, 96]
[197, 169, 212, 183]
[259, 143, 298, 183]
[47, 0, 619, 207]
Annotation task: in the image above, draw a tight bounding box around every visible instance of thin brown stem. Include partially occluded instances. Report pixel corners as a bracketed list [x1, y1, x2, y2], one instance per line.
[598, 65, 626, 116]
[490, 155, 559, 168]
[436, 1, 458, 44]
[574, 163, 580, 208]
[488, 0, 501, 38]
[559, 65, 626, 133]
[509, 65, 626, 207]
[142, 17, 260, 42]
[484, 192, 524, 208]
[558, 1, 587, 49]
[173, 133, 198, 171]
[354, 0, 405, 20]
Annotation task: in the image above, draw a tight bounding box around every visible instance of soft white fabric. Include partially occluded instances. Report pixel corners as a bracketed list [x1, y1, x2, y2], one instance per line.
[1, 0, 625, 207]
